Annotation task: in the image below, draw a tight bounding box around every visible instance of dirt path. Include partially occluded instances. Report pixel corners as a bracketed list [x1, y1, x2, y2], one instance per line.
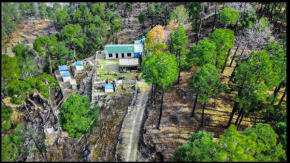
[116, 80, 150, 161]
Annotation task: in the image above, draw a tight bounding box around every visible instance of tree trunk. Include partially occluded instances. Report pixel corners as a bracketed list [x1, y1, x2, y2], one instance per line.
[275, 21, 283, 39]
[31, 137, 47, 162]
[151, 14, 154, 28]
[259, 2, 264, 15]
[212, 2, 217, 32]
[269, 3, 277, 21]
[156, 84, 165, 130]
[259, 3, 267, 19]
[272, 84, 281, 104]
[48, 53, 52, 74]
[278, 87, 286, 106]
[234, 108, 243, 126]
[23, 100, 34, 123]
[230, 45, 239, 67]
[236, 112, 244, 130]
[196, 3, 203, 45]
[191, 93, 198, 117]
[151, 83, 154, 103]
[221, 48, 231, 73]
[234, 19, 239, 34]
[200, 100, 207, 127]
[177, 50, 181, 84]
[227, 101, 238, 128]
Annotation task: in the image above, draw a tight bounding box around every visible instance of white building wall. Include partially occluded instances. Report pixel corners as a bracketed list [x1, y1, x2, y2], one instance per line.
[105, 88, 114, 93]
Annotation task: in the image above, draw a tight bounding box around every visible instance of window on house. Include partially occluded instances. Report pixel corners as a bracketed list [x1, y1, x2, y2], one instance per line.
[109, 53, 112, 57]
[127, 53, 131, 57]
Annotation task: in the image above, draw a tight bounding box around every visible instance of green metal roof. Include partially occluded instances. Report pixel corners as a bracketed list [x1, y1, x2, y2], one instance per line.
[105, 44, 135, 54]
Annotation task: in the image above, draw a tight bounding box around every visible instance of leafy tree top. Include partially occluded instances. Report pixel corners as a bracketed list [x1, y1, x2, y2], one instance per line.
[169, 25, 188, 54]
[218, 7, 241, 26]
[142, 52, 179, 87]
[173, 124, 286, 162]
[190, 64, 225, 103]
[60, 93, 99, 138]
[186, 39, 216, 68]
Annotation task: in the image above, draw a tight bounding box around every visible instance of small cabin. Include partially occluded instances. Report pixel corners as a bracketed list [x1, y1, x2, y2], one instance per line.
[61, 71, 71, 82]
[75, 61, 84, 71]
[105, 84, 114, 93]
[59, 65, 68, 72]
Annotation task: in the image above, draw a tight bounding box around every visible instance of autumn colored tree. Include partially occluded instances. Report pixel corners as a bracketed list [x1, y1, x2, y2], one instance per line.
[145, 25, 167, 55]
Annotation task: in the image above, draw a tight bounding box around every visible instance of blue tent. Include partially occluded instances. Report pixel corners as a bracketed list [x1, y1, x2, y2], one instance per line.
[59, 65, 68, 71]
[61, 71, 70, 77]
[105, 84, 114, 89]
[75, 61, 83, 66]
[134, 53, 141, 58]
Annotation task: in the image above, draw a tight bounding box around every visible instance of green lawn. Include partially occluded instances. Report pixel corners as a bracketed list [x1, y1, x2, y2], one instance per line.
[97, 59, 137, 81]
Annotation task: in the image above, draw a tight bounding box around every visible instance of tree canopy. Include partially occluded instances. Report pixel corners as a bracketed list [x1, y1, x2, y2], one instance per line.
[59, 93, 99, 138]
[173, 124, 286, 162]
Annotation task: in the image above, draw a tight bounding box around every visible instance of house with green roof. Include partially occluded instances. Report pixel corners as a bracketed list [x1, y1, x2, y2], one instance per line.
[104, 40, 144, 60]
[105, 44, 135, 59]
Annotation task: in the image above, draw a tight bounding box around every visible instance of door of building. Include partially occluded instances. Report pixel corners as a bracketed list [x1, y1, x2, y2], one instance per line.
[122, 53, 124, 58]
[116, 53, 118, 58]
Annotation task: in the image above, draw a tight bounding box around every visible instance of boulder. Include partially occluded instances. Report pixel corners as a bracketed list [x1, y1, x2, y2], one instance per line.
[98, 101, 103, 108]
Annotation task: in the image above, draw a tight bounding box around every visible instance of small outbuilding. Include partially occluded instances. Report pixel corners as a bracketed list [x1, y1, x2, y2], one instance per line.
[59, 65, 68, 72]
[105, 84, 114, 93]
[70, 79, 77, 90]
[75, 61, 84, 71]
[119, 58, 139, 72]
[60, 71, 71, 82]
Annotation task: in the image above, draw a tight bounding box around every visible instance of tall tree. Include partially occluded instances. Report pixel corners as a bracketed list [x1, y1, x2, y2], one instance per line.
[227, 51, 278, 128]
[189, 64, 225, 128]
[208, 29, 235, 71]
[169, 25, 188, 84]
[146, 3, 156, 28]
[33, 36, 53, 74]
[106, 11, 123, 44]
[62, 24, 84, 59]
[142, 52, 179, 130]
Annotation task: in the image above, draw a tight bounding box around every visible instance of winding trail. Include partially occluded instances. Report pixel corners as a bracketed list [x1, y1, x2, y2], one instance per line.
[116, 81, 150, 161]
